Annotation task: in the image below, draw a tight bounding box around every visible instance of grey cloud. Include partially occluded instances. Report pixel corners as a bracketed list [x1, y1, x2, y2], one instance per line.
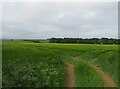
[2, 2, 118, 39]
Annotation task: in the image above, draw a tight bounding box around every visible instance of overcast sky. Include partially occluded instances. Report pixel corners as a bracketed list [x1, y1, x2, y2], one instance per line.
[2, 2, 118, 39]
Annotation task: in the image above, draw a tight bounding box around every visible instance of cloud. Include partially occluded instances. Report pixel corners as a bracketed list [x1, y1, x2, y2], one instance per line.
[53, 13, 66, 21]
[1, 0, 119, 2]
[2, 2, 118, 39]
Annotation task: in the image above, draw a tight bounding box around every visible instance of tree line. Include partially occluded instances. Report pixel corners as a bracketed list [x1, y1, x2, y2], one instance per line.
[49, 38, 120, 44]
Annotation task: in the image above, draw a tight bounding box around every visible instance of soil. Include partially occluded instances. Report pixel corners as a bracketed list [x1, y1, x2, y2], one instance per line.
[92, 64, 118, 87]
[64, 61, 75, 87]
[64, 56, 118, 87]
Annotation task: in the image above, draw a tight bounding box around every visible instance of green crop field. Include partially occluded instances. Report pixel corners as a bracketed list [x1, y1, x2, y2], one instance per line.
[2, 41, 119, 87]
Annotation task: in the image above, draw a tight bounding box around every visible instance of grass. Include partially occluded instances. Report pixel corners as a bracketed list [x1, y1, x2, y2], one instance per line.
[118, 50, 120, 86]
[74, 60, 104, 87]
[0, 41, 2, 88]
[95, 51, 118, 85]
[2, 41, 119, 87]
[2, 41, 66, 87]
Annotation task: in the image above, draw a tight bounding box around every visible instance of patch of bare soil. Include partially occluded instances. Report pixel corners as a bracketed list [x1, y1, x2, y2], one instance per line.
[64, 61, 75, 87]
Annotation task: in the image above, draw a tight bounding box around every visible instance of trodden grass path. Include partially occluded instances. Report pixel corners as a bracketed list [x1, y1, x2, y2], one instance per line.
[64, 56, 118, 87]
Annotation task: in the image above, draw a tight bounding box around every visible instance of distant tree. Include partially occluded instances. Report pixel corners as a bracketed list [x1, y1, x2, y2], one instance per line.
[48, 37, 119, 44]
[107, 38, 115, 44]
[92, 38, 99, 44]
[98, 38, 108, 44]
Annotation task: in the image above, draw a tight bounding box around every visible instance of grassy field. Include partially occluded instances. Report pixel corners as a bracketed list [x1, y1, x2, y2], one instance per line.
[2, 41, 119, 87]
[0, 41, 2, 88]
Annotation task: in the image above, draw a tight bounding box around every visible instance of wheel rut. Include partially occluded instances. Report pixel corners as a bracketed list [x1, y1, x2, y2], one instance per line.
[92, 64, 118, 87]
[64, 61, 75, 87]
[72, 56, 118, 87]
[64, 56, 118, 87]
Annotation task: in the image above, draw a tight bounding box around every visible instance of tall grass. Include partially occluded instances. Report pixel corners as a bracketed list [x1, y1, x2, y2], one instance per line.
[0, 41, 2, 88]
[95, 51, 118, 85]
[3, 41, 66, 87]
[2, 41, 118, 87]
[74, 60, 104, 87]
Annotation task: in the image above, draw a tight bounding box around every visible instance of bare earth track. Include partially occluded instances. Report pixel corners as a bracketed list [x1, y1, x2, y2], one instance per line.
[64, 57, 118, 87]
[64, 61, 75, 87]
[92, 64, 118, 87]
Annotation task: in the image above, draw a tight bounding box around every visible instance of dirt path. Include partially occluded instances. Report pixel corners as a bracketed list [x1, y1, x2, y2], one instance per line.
[64, 61, 75, 87]
[64, 57, 118, 87]
[72, 56, 118, 87]
[92, 64, 118, 87]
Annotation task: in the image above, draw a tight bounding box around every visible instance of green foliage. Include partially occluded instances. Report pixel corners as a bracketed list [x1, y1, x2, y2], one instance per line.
[95, 51, 118, 85]
[49, 37, 119, 44]
[2, 41, 118, 87]
[74, 60, 104, 87]
[2, 41, 65, 87]
[0, 41, 2, 88]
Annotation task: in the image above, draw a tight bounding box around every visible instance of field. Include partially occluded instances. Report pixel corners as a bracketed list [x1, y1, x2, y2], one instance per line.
[0, 41, 2, 88]
[2, 41, 119, 87]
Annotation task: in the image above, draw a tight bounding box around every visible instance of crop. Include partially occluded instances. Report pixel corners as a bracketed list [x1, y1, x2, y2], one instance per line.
[74, 60, 104, 87]
[2, 41, 118, 87]
[2, 41, 66, 87]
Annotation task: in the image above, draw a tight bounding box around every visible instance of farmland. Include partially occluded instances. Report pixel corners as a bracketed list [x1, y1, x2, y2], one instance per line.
[2, 41, 119, 87]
